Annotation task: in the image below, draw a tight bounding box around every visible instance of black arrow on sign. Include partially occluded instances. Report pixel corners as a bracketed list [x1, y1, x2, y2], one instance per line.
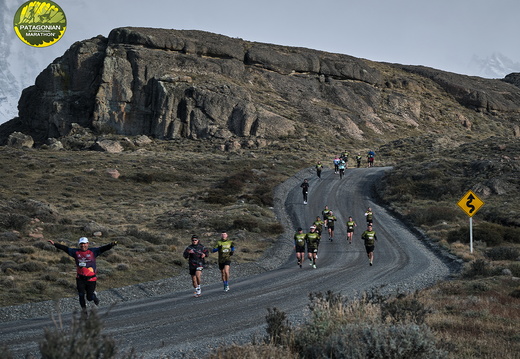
[466, 194, 476, 213]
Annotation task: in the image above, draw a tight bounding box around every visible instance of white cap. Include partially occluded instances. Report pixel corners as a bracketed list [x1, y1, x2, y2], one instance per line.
[78, 237, 89, 244]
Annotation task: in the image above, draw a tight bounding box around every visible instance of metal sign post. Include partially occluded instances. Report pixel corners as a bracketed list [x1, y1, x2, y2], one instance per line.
[457, 190, 484, 253]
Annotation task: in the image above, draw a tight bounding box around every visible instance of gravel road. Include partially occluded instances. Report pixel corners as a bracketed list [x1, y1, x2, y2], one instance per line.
[0, 167, 461, 358]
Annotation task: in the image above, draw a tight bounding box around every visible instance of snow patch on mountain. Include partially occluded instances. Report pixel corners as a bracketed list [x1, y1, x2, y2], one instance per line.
[468, 52, 520, 79]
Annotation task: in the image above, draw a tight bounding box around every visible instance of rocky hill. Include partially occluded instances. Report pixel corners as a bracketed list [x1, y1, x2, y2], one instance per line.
[1, 27, 519, 148]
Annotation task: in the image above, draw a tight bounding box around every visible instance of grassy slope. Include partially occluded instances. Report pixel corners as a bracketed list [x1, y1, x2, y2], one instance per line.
[0, 134, 519, 358]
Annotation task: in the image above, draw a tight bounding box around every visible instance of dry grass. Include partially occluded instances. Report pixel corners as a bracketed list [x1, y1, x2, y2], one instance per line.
[1, 133, 519, 358]
[0, 139, 306, 306]
[422, 277, 520, 359]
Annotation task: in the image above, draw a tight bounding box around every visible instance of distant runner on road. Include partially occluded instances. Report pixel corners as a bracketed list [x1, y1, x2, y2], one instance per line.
[367, 150, 375, 167]
[313, 216, 325, 236]
[356, 153, 362, 168]
[300, 179, 309, 205]
[326, 211, 337, 241]
[315, 161, 323, 179]
[346, 216, 357, 244]
[364, 207, 374, 225]
[322, 205, 331, 228]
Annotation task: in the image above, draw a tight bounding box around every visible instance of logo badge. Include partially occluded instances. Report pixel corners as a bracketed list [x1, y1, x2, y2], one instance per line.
[13, 1, 67, 47]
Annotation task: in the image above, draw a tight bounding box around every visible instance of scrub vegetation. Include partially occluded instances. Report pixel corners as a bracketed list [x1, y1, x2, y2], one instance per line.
[1, 133, 519, 358]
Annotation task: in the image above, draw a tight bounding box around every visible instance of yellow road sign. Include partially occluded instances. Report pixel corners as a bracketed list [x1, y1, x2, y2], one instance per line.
[457, 190, 484, 217]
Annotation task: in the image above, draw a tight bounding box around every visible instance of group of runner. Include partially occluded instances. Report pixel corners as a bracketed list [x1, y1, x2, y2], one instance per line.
[47, 150, 379, 309]
[322, 150, 376, 179]
[294, 204, 379, 268]
[182, 231, 235, 297]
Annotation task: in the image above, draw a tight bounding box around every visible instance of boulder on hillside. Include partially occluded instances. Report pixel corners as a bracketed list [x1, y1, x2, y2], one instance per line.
[7, 132, 34, 148]
[91, 139, 124, 153]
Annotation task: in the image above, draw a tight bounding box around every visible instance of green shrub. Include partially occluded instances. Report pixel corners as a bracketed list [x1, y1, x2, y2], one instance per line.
[39, 310, 137, 359]
[19, 246, 36, 254]
[122, 172, 178, 184]
[447, 222, 512, 246]
[116, 263, 130, 271]
[253, 184, 274, 206]
[219, 176, 245, 195]
[508, 263, 520, 277]
[381, 292, 431, 325]
[19, 261, 46, 272]
[291, 291, 444, 359]
[33, 280, 48, 293]
[486, 247, 520, 261]
[0, 260, 18, 273]
[203, 191, 235, 205]
[464, 259, 492, 278]
[510, 288, 520, 299]
[207, 344, 296, 359]
[297, 323, 446, 359]
[407, 205, 461, 226]
[0, 213, 31, 231]
[261, 222, 285, 235]
[265, 307, 292, 345]
[474, 222, 504, 246]
[503, 227, 520, 244]
[125, 227, 165, 245]
[446, 227, 468, 243]
[233, 217, 260, 232]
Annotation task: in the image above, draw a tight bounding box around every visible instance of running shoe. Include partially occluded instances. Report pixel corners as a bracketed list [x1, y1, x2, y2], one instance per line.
[224, 285, 230, 292]
[312, 264, 316, 269]
[93, 292, 100, 305]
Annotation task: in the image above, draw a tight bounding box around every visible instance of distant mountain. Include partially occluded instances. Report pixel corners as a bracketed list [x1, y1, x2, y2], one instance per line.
[468, 52, 520, 79]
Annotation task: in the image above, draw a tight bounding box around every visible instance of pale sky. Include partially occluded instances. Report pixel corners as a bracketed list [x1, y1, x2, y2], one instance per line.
[29, 0, 518, 78]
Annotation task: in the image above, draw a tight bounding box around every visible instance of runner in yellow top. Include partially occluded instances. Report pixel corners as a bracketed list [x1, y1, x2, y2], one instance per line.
[212, 231, 235, 291]
[346, 216, 357, 244]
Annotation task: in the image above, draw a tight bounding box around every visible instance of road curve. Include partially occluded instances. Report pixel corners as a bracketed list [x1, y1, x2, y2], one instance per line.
[0, 167, 452, 358]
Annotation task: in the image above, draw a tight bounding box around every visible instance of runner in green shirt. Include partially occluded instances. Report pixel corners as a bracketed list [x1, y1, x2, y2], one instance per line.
[306, 226, 321, 268]
[346, 216, 357, 244]
[361, 225, 378, 266]
[294, 227, 306, 268]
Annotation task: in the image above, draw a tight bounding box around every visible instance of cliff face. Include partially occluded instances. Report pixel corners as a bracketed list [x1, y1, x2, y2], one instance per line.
[3, 27, 520, 145]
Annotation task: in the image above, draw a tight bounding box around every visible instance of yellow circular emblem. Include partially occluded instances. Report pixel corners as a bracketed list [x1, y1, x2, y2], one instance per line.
[13, 1, 67, 48]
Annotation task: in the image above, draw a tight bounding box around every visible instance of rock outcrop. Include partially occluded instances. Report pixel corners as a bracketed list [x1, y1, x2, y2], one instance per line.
[1, 27, 520, 146]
